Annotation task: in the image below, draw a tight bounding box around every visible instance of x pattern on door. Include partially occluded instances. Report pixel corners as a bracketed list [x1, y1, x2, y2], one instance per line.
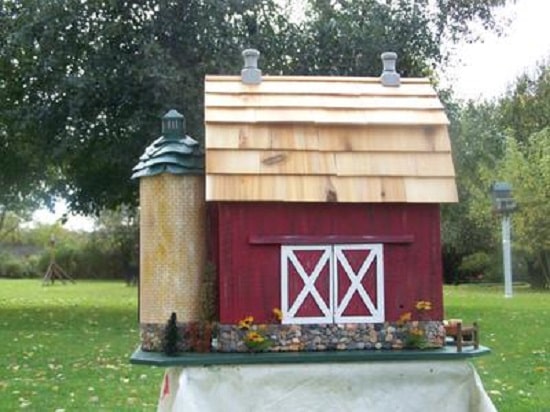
[281, 244, 385, 324]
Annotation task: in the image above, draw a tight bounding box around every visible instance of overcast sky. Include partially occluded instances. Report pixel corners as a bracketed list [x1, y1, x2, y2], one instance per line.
[448, 0, 550, 100]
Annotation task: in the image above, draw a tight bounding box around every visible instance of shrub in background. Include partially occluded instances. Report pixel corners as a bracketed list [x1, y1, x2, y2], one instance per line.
[1, 210, 138, 280]
[457, 252, 492, 283]
[0, 252, 38, 278]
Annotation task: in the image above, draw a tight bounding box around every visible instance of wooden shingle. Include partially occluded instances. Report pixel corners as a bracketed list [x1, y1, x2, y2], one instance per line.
[204, 75, 457, 203]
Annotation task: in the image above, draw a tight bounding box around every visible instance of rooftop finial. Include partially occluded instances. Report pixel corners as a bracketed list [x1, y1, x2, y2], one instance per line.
[241, 49, 262, 85]
[380, 52, 400, 87]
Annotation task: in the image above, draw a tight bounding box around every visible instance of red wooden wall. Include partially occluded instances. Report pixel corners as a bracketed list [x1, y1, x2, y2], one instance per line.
[207, 202, 444, 324]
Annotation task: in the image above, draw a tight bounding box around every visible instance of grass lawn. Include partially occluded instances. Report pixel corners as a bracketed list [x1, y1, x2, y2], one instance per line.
[0, 280, 164, 411]
[444, 284, 549, 412]
[0, 280, 548, 411]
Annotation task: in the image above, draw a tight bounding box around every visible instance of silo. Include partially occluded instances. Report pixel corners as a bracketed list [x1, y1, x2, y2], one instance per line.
[132, 110, 205, 350]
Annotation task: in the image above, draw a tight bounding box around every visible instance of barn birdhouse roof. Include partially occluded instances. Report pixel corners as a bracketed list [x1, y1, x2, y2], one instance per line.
[205, 57, 457, 203]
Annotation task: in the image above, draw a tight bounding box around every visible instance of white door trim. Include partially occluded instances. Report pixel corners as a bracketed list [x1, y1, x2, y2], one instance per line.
[281, 245, 333, 324]
[334, 244, 385, 323]
[281, 244, 384, 324]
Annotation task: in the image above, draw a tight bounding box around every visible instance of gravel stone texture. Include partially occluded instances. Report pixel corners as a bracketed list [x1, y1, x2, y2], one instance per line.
[140, 321, 446, 353]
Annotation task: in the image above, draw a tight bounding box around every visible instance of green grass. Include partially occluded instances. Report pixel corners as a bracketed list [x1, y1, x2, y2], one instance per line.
[0, 280, 548, 411]
[444, 284, 550, 412]
[0, 280, 163, 411]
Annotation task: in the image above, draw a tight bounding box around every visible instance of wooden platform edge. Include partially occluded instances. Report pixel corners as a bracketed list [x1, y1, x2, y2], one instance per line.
[130, 345, 491, 367]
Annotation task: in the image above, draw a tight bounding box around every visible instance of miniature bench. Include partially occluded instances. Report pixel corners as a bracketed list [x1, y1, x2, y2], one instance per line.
[446, 321, 480, 352]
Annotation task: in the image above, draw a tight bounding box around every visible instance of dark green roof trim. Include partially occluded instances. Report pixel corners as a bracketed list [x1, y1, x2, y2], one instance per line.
[131, 134, 204, 179]
[130, 345, 491, 367]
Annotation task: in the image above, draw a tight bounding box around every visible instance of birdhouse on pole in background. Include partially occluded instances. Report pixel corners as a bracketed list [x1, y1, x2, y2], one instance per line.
[491, 182, 516, 214]
[490, 182, 516, 298]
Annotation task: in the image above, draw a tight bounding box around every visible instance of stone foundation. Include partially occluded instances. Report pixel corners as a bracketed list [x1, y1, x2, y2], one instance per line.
[141, 321, 446, 353]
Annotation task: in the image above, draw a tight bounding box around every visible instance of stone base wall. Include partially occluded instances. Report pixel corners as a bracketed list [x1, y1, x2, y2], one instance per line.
[141, 321, 446, 353]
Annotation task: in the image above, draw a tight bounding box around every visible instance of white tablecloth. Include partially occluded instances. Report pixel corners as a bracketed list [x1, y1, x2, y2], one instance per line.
[157, 360, 496, 412]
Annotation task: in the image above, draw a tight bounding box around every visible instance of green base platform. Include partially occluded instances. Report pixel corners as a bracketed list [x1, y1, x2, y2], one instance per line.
[130, 345, 490, 367]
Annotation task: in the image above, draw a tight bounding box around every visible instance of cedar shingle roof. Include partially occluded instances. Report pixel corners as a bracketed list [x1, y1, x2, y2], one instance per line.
[204, 75, 457, 203]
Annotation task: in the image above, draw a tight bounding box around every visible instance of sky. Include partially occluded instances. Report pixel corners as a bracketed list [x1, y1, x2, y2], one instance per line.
[31, 0, 550, 230]
[448, 0, 550, 100]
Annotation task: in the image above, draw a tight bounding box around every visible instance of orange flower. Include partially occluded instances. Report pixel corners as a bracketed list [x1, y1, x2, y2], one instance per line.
[272, 308, 283, 322]
[397, 312, 412, 326]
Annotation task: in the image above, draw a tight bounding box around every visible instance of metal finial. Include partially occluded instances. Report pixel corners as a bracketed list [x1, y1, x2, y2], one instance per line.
[380, 52, 400, 87]
[241, 49, 262, 85]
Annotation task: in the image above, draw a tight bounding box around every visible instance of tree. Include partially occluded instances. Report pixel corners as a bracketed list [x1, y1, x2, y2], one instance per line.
[499, 63, 550, 144]
[441, 100, 506, 283]
[1, 0, 511, 215]
[445, 62, 550, 288]
[1, 0, 300, 214]
[92, 206, 139, 282]
[501, 131, 550, 289]
[497, 63, 550, 289]
[292, 0, 509, 78]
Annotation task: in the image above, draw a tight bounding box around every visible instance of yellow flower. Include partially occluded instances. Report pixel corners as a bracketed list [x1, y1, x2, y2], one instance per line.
[410, 327, 424, 337]
[415, 300, 432, 311]
[272, 308, 283, 322]
[246, 331, 265, 343]
[238, 315, 254, 330]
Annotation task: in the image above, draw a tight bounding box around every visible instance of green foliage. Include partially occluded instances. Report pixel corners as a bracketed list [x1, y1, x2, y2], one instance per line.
[499, 64, 550, 144]
[38, 237, 133, 280]
[0, 207, 33, 243]
[200, 262, 218, 322]
[1, 0, 510, 214]
[457, 251, 497, 283]
[0, 252, 37, 278]
[500, 131, 550, 289]
[442, 100, 504, 283]
[163, 312, 180, 356]
[1, 209, 138, 280]
[443, 61, 550, 289]
[497, 64, 550, 285]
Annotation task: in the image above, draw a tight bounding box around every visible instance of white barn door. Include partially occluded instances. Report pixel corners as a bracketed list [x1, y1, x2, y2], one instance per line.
[281, 245, 333, 324]
[334, 244, 384, 323]
[281, 244, 384, 324]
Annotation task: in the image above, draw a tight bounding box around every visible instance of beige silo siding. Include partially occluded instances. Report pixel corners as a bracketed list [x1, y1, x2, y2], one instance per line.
[139, 174, 205, 324]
